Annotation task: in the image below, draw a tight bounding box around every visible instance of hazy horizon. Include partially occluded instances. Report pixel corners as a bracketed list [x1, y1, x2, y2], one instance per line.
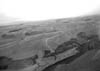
[0, 0, 100, 26]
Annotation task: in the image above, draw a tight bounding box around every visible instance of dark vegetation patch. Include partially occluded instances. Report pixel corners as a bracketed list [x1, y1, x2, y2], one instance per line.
[0, 54, 38, 70]
[42, 32, 100, 71]
[8, 28, 22, 33]
[0, 56, 12, 70]
[1, 33, 16, 39]
[24, 29, 57, 37]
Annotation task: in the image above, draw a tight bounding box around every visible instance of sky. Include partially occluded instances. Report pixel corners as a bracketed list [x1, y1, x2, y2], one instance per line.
[0, 0, 100, 25]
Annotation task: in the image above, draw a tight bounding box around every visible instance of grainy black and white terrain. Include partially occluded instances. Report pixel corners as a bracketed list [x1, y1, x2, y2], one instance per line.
[0, 15, 100, 71]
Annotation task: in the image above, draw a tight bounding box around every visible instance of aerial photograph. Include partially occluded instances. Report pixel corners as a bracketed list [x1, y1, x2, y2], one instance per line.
[0, 0, 100, 71]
